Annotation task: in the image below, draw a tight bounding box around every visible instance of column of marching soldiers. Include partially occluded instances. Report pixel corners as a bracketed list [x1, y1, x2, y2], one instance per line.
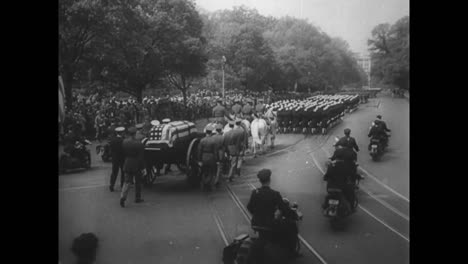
[106, 93, 363, 206]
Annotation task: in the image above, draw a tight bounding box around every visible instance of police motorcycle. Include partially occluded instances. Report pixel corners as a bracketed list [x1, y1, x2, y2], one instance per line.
[322, 138, 359, 226]
[96, 141, 111, 162]
[223, 199, 304, 264]
[59, 139, 92, 174]
[369, 124, 391, 161]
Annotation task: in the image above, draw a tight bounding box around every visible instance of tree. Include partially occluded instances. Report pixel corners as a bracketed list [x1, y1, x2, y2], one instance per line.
[59, 0, 108, 108]
[368, 16, 409, 90]
[159, 0, 208, 107]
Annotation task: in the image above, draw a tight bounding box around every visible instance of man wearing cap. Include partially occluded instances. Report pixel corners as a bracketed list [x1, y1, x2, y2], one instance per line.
[197, 125, 217, 191]
[242, 101, 254, 122]
[120, 126, 145, 207]
[374, 115, 391, 147]
[224, 120, 235, 134]
[212, 100, 227, 125]
[247, 169, 289, 263]
[134, 123, 145, 141]
[231, 100, 242, 118]
[212, 123, 225, 186]
[336, 128, 360, 154]
[160, 118, 173, 174]
[255, 99, 265, 117]
[109, 127, 125, 192]
[223, 119, 246, 181]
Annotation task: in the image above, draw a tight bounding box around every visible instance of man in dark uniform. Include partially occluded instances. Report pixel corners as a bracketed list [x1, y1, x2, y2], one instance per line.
[231, 100, 242, 118]
[223, 121, 245, 182]
[197, 125, 217, 191]
[212, 100, 227, 125]
[336, 128, 359, 155]
[374, 115, 391, 146]
[134, 123, 145, 141]
[141, 116, 152, 137]
[120, 126, 145, 207]
[247, 169, 289, 263]
[109, 127, 125, 192]
[255, 99, 265, 117]
[242, 100, 253, 122]
[212, 124, 225, 187]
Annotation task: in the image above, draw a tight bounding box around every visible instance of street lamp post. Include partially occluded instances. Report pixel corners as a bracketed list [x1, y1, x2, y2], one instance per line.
[221, 56, 226, 99]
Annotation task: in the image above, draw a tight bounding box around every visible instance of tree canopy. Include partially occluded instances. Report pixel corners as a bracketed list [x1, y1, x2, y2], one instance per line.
[59, 1, 367, 105]
[368, 16, 409, 90]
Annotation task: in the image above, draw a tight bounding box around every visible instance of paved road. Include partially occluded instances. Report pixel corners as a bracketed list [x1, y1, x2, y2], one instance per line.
[59, 93, 409, 264]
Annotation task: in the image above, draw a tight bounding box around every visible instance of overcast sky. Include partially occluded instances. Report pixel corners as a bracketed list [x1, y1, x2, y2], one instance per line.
[195, 0, 409, 55]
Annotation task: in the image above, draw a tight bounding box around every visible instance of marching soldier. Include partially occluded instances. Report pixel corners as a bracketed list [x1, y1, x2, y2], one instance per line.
[212, 124, 225, 187]
[212, 99, 227, 125]
[255, 99, 266, 117]
[223, 119, 246, 181]
[197, 125, 217, 191]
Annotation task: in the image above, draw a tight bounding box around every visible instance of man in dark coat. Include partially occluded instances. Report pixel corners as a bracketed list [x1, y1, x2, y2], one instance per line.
[120, 127, 145, 207]
[109, 127, 125, 192]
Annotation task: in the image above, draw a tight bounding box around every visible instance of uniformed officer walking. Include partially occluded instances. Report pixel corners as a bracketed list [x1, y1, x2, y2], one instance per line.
[212, 100, 227, 125]
[109, 127, 125, 192]
[242, 100, 253, 122]
[223, 120, 246, 181]
[120, 126, 145, 207]
[212, 123, 225, 186]
[197, 125, 217, 191]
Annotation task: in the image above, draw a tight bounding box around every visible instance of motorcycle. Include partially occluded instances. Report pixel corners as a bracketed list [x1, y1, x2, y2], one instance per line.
[96, 141, 112, 162]
[369, 132, 390, 161]
[59, 139, 92, 174]
[323, 158, 359, 227]
[223, 200, 304, 264]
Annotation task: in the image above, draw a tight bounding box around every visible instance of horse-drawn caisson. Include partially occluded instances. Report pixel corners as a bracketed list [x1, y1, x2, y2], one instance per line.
[142, 121, 205, 186]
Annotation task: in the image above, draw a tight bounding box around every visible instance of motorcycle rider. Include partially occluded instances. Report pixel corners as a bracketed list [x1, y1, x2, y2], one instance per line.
[109, 127, 125, 192]
[335, 128, 359, 155]
[323, 145, 357, 212]
[247, 169, 290, 263]
[374, 115, 391, 147]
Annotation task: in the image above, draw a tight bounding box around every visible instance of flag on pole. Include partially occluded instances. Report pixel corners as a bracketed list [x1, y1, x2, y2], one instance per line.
[59, 76, 66, 124]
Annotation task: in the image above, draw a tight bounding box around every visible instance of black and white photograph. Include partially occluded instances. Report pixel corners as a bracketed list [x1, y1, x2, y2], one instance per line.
[59, 0, 409, 263]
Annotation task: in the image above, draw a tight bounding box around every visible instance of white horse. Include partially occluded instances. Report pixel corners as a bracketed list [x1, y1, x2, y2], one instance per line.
[250, 117, 269, 157]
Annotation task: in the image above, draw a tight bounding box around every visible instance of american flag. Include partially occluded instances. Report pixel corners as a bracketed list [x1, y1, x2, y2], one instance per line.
[59, 76, 66, 123]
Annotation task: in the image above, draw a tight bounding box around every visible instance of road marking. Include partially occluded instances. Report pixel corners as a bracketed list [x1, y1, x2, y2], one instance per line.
[226, 184, 328, 264]
[360, 185, 409, 221]
[358, 167, 409, 202]
[318, 147, 409, 220]
[358, 205, 409, 242]
[309, 152, 409, 242]
[265, 136, 306, 157]
[212, 213, 229, 246]
[319, 147, 410, 203]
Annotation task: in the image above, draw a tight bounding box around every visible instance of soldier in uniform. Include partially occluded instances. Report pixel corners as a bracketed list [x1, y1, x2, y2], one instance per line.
[134, 123, 145, 142]
[197, 125, 217, 191]
[231, 100, 242, 118]
[246, 169, 289, 263]
[212, 124, 225, 187]
[120, 126, 145, 207]
[109, 127, 125, 192]
[242, 100, 254, 122]
[255, 99, 265, 117]
[268, 114, 278, 149]
[223, 119, 246, 181]
[212, 100, 227, 125]
[141, 116, 152, 138]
